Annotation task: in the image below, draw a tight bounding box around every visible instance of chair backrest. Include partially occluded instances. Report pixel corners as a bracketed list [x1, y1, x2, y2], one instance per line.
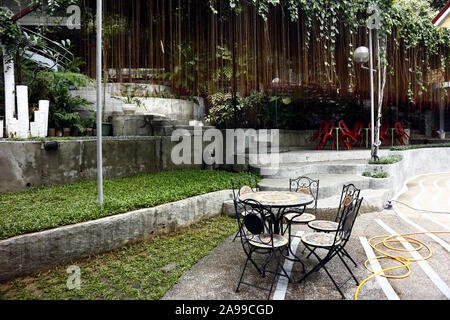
[289, 176, 319, 214]
[334, 184, 361, 222]
[333, 197, 363, 248]
[352, 122, 363, 135]
[395, 122, 404, 134]
[338, 120, 351, 134]
[231, 176, 258, 200]
[234, 198, 275, 248]
[324, 120, 335, 134]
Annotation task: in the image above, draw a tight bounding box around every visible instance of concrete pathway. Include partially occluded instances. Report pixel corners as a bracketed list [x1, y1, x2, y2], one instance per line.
[162, 173, 450, 300]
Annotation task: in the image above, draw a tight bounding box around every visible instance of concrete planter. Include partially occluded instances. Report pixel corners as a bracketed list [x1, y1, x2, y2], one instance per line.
[122, 103, 136, 114]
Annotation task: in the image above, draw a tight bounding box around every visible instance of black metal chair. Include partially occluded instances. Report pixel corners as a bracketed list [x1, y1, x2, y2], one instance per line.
[231, 175, 259, 200]
[282, 176, 320, 237]
[234, 198, 291, 300]
[298, 197, 363, 299]
[231, 176, 259, 242]
[307, 183, 361, 233]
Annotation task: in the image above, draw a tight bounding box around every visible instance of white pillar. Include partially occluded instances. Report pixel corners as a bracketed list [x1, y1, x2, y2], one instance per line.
[37, 100, 49, 137]
[1, 43, 16, 135]
[16, 85, 30, 138]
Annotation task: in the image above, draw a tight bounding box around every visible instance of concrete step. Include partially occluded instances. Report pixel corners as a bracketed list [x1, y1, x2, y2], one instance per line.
[222, 188, 392, 217]
[251, 159, 371, 178]
[258, 174, 374, 198]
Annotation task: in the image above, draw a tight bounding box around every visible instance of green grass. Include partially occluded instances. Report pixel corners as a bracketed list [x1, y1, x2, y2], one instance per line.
[0, 215, 238, 300]
[391, 142, 450, 151]
[362, 171, 389, 179]
[0, 169, 252, 240]
[368, 154, 403, 165]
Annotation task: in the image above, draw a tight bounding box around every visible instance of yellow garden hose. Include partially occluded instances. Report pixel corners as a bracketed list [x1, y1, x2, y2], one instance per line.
[354, 231, 450, 300]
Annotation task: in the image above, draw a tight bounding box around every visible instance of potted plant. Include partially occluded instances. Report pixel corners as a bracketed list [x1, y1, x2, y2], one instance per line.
[122, 94, 137, 114]
[102, 116, 112, 136]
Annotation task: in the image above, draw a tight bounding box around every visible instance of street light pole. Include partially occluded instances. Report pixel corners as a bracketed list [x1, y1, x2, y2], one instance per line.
[368, 29, 375, 160]
[96, 0, 103, 206]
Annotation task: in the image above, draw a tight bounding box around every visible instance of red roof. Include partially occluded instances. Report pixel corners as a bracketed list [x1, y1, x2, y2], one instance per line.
[432, 1, 450, 25]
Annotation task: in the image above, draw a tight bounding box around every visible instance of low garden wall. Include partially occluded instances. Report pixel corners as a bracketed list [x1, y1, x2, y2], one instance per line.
[368, 147, 450, 198]
[0, 137, 203, 194]
[0, 190, 233, 282]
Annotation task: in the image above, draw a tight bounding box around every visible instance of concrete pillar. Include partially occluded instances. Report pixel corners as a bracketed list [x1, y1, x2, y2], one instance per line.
[2, 43, 16, 135]
[16, 85, 30, 138]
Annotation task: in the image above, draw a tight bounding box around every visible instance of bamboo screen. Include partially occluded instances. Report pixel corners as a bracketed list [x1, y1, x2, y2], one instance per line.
[75, 0, 449, 114]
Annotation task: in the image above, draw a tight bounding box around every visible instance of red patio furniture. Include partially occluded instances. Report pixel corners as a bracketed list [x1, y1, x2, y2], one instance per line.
[394, 122, 410, 146]
[338, 120, 357, 150]
[351, 122, 364, 147]
[379, 123, 391, 145]
[317, 121, 336, 150]
[310, 120, 326, 143]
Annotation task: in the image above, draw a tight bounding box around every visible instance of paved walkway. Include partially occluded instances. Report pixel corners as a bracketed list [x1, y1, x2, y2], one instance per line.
[162, 172, 450, 300]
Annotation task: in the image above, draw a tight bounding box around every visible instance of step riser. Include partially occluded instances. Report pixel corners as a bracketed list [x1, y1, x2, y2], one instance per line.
[255, 164, 370, 178]
[258, 180, 374, 198]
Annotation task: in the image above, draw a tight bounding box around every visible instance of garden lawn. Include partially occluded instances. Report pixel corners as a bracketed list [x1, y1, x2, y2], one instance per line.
[0, 169, 251, 240]
[0, 215, 237, 300]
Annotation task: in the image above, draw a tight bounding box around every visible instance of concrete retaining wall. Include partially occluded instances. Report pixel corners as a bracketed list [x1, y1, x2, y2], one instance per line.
[0, 137, 205, 194]
[368, 147, 450, 198]
[0, 189, 233, 282]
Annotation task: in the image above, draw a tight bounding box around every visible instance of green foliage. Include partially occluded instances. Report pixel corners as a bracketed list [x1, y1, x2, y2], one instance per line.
[368, 154, 403, 164]
[391, 142, 450, 150]
[205, 92, 244, 128]
[0, 215, 237, 300]
[363, 171, 389, 178]
[28, 71, 93, 130]
[0, 169, 251, 240]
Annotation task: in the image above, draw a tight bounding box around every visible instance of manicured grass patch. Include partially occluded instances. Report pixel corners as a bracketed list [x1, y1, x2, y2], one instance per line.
[0, 169, 253, 240]
[391, 142, 450, 151]
[362, 171, 389, 179]
[0, 215, 238, 300]
[368, 154, 403, 165]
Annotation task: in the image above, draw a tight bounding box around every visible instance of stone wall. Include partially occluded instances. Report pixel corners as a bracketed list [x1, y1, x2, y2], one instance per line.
[0, 137, 203, 194]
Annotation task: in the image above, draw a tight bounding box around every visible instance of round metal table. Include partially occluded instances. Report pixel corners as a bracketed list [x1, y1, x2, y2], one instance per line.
[239, 191, 314, 234]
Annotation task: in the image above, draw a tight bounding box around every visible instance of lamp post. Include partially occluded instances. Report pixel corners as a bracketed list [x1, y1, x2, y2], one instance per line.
[353, 5, 382, 162]
[96, 0, 103, 206]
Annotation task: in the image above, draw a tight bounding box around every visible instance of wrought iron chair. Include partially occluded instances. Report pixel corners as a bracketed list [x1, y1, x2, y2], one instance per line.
[231, 176, 259, 200]
[307, 184, 361, 234]
[231, 176, 259, 241]
[234, 198, 292, 300]
[283, 176, 320, 238]
[298, 197, 363, 299]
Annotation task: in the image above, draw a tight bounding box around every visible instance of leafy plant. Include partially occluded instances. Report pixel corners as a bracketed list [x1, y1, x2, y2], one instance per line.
[369, 154, 403, 164]
[28, 71, 93, 130]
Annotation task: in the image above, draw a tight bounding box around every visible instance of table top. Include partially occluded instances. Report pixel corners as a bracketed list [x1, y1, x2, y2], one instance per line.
[239, 191, 314, 208]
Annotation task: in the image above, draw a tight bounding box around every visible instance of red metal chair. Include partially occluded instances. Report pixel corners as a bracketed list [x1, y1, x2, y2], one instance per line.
[338, 120, 357, 150]
[317, 121, 336, 150]
[394, 122, 409, 146]
[351, 122, 364, 147]
[379, 123, 391, 145]
[310, 120, 325, 143]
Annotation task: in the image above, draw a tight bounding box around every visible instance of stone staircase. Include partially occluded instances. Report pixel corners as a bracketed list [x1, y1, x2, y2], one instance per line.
[223, 148, 394, 217]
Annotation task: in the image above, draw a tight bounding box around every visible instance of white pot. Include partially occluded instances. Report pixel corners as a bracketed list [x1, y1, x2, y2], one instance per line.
[122, 103, 136, 115]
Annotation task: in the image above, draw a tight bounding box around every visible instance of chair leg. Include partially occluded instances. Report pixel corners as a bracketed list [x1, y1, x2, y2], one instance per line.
[341, 248, 358, 267]
[321, 264, 347, 299]
[336, 251, 359, 286]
